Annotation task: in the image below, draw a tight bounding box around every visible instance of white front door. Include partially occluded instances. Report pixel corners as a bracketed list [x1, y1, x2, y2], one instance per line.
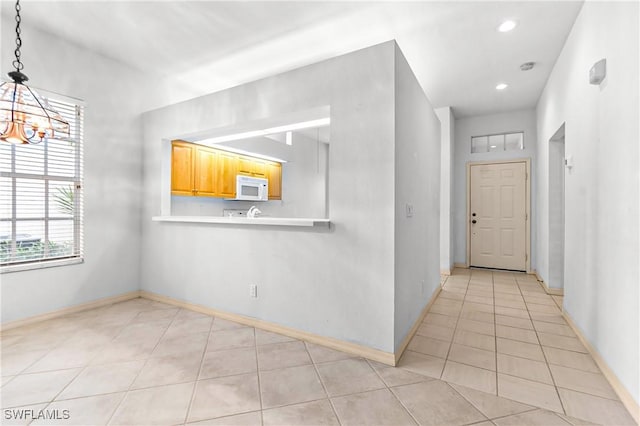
[469, 162, 527, 271]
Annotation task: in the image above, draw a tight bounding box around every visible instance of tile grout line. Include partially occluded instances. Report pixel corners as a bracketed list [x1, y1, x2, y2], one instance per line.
[252, 327, 265, 426]
[0, 375, 17, 390]
[258, 353, 405, 406]
[184, 410, 261, 426]
[385, 385, 422, 425]
[440, 272, 471, 380]
[10, 308, 129, 379]
[304, 341, 342, 426]
[1, 311, 128, 412]
[28, 301, 166, 425]
[404, 346, 619, 392]
[446, 380, 492, 423]
[105, 306, 180, 426]
[487, 407, 560, 424]
[8, 340, 61, 378]
[514, 275, 568, 417]
[428, 274, 600, 391]
[196, 349, 403, 425]
[181, 313, 217, 426]
[365, 357, 425, 426]
[262, 395, 344, 417]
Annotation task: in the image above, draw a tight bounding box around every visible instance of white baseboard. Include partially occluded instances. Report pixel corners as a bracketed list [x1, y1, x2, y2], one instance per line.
[394, 286, 442, 364]
[0, 291, 141, 332]
[533, 270, 564, 295]
[440, 269, 452, 276]
[0, 286, 449, 369]
[563, 310, 639, 424]
[139, 291, 396, 366]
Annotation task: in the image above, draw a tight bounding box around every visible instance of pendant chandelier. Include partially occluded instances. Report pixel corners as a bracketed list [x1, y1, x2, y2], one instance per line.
[0, 0, 69, 144]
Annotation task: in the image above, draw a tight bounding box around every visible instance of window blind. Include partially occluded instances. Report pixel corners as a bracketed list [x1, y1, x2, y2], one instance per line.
[0, 95, 84, 270]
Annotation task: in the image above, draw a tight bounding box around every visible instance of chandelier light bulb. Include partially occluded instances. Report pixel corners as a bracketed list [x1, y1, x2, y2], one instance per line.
[0, 0, 70, 144]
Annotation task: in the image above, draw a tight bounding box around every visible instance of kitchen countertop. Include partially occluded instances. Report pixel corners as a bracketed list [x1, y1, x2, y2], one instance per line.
[152, 216, 330, 227]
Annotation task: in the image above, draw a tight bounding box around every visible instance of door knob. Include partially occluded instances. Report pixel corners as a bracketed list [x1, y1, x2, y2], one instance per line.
[472, 220, 477, 224]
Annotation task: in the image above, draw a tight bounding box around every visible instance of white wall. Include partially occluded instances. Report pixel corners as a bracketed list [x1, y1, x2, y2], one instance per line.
[0, 21, 173, 322]
[453, 109, 537, 268]
[271, 134, 328, 218]
[436, 107, 454, 274]
[393, 46, 441, 350]
[141, 42, 398, 352]
[536, 2, 639, 404]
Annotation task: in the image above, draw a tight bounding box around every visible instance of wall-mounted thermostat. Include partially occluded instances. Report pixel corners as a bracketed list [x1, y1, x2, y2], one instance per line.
[589, 59, 607, 85]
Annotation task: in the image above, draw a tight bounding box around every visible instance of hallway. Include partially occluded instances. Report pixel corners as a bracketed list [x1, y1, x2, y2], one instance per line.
[400, 268, 635, 424]
[0, 269, 636, 425]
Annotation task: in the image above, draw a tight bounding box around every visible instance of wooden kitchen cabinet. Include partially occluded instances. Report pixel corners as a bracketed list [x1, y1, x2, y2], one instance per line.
[172, 140, 219, 197]
[171, 140, 282, 200]
[216, 151, 238, 198]
[194, 147, 217, 196]
[171, 142, 195, 196]
[238, 157, 253, 175]
[238, 156, 266, 178]
[252, 160, 267, 177]
[266, 162, 282, 200]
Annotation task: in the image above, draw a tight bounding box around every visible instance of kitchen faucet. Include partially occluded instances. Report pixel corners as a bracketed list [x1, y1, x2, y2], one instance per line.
[247, 206, 262, 218]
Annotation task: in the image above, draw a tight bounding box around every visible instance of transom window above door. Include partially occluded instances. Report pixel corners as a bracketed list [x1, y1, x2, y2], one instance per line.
[471, 132, 524, 153]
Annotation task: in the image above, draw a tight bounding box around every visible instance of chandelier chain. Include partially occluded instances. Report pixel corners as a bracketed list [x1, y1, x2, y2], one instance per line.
[13, 0, 24, 72]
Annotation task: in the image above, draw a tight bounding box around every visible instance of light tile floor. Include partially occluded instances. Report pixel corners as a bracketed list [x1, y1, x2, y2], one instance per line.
[0, 269, 636, 425]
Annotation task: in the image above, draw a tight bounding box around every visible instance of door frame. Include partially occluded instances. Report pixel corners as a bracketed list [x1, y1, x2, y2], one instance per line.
[466, 158, 531, 273]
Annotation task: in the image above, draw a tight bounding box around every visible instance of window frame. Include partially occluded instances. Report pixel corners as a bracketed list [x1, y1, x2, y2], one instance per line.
[470, 131, 524, 154]
[0, 87, 85, 273]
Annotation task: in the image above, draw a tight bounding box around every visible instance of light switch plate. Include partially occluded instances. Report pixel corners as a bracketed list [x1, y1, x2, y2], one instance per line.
[406, 204, 414, 218]
[565, 155, 574, 169]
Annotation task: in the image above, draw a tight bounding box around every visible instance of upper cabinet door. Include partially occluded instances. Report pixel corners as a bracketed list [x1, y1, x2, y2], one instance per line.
[171, 142, 195, 195]
[194, 147, 217, 197]
[267, 162, 282, 200]
[216, 151, 238, 198]
[238, 157, 253, 175]
[252, 160, 267, 177]
[238, 156, 266, 177]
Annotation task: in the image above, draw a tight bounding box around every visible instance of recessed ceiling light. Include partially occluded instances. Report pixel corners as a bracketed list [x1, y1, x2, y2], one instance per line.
[498, 20, 517, 32]
[496, 83, 508, 90]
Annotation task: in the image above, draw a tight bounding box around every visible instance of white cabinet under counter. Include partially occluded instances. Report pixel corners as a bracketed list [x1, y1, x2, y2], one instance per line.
[152, 216, 330, 227]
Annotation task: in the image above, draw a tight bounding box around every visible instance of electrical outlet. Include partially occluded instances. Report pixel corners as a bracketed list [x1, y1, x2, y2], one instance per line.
[249, 284, 257, 298]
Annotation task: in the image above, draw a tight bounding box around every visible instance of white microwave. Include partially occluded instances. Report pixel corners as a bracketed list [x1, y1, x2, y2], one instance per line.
[230, 175, 268, 201]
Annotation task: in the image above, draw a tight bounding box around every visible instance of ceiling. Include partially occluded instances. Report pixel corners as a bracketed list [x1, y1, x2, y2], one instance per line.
[2, 1, 583, 117]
